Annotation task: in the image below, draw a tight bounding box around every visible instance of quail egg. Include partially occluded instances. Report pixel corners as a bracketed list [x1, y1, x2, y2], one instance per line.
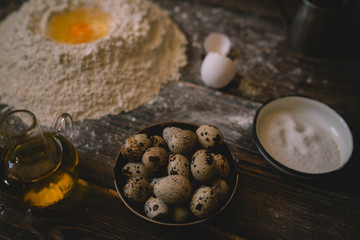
[190, 186, 219, 218]
[154, 175, 193, 204]
[173, 205, 191, 223]
[150, 135, 167, 148]
[121, 134, 152, 161]
[167, 154, 190, 177]
[168, 129, 197, 154]
[121, 162, 149, 179]
[150, 177, 163, 190]
[211, 179, 229, 202]
[196, 125, 224, 150]
[144, 196, 170, 220]
[191, 149, 217, 183]
[142, 147, 169, 172]
[162, 126, 181, 143]
[211, 153, 230, 179]
[124, 176, 151, 203]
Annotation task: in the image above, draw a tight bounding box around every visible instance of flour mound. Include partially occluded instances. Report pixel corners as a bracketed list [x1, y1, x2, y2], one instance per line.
[0, 0, 187, 126]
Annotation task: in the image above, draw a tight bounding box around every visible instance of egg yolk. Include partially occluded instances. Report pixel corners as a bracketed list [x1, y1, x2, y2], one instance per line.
[46, 8, 114, 45]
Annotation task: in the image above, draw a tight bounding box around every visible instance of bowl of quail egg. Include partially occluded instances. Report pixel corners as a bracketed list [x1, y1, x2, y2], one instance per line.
[113, 121, 239, 226]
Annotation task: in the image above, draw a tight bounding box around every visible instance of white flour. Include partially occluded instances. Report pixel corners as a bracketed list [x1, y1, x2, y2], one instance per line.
[0, 0, 187, 126]
[259, 111, 341, 174]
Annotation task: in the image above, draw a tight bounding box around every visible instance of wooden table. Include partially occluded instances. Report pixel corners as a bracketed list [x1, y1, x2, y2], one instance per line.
[1, 0, 360, 239]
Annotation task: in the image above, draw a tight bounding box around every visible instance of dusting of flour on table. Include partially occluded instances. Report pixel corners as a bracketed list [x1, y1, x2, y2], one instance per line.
[0, 0, 187, 126]
[259, 111, 341, 174]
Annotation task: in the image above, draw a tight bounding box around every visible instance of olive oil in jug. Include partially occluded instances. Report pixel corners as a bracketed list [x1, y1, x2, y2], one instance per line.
[0, 110, 79, 208]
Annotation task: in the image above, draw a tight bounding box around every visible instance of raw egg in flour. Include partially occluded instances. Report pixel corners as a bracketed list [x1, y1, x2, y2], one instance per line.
[46, 8, 114, 44]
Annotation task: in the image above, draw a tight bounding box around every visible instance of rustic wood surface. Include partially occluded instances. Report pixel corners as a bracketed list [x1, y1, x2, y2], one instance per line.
[1, 0, 360, 239]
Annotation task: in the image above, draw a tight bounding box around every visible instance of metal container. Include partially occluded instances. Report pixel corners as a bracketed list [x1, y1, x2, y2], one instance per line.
[290, 0, 359, 57]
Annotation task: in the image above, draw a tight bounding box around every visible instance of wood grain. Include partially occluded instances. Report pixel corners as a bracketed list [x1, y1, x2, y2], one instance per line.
[1, 0, 360, 239]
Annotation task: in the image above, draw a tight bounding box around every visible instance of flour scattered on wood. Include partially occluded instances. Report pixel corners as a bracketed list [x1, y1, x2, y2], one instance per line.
[145, 82, 257, 148]
[0, 0, 187, 126]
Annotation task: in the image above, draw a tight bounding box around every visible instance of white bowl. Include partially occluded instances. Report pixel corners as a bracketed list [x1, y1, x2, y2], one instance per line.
[253, 96, 353, 178]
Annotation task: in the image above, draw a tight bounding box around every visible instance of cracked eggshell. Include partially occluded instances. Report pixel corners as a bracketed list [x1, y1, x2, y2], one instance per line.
[154, 175, 193, 204]
[121, 134, 152, 161]
[191, 149, 217, 183]
[190, 186, 219, 218]
[204, 32, 231, 56]
[142, 147, 169, 172]
[144, 196, 170, 220]
[200, 52, 237, 89]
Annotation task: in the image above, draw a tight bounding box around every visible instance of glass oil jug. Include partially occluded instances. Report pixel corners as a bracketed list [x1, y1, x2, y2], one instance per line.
[0, 110, 79, 208]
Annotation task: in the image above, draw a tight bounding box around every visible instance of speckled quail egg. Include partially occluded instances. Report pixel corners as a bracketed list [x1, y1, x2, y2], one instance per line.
[150, 177, 163, 190]
[173, 205, 191, 223]
[124, 176, 151, 203]
[211, 153, 230, 179]
[144, 196, 170, 220]
[168, 129, 197, 154]
[211, 179, 229, 203]
[167, 154, 190, 177]
[142, 147, 169, 172]
[121, 162, 149, 179]
[191, 149, 217, 183]
[190, 186, 219, 218]
[196, 125, 224, 150]
[121, 134, 152, 161]
[162, 126, 181, 143]
[154, 175, 193, 204]
[150, 135, 167, 148]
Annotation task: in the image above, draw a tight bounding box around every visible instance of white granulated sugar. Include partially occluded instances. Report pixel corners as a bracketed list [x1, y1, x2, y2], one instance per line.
[0, 0, 187, 126]
[259, 111, 341, 173]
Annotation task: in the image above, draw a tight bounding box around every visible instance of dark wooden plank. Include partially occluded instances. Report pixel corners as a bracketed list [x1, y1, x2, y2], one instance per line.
[0, 179, 251, 240]
[0, 0, 360, 239]
[1, 163, 359, 240]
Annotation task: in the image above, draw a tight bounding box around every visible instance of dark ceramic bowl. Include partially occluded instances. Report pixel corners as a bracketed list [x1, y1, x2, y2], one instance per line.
[113, 121, 239, 226]
[253, 96, 353, 178]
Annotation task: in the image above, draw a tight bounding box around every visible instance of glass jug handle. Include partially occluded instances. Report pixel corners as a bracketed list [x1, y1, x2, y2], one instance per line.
[54, 113, 74, 142]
